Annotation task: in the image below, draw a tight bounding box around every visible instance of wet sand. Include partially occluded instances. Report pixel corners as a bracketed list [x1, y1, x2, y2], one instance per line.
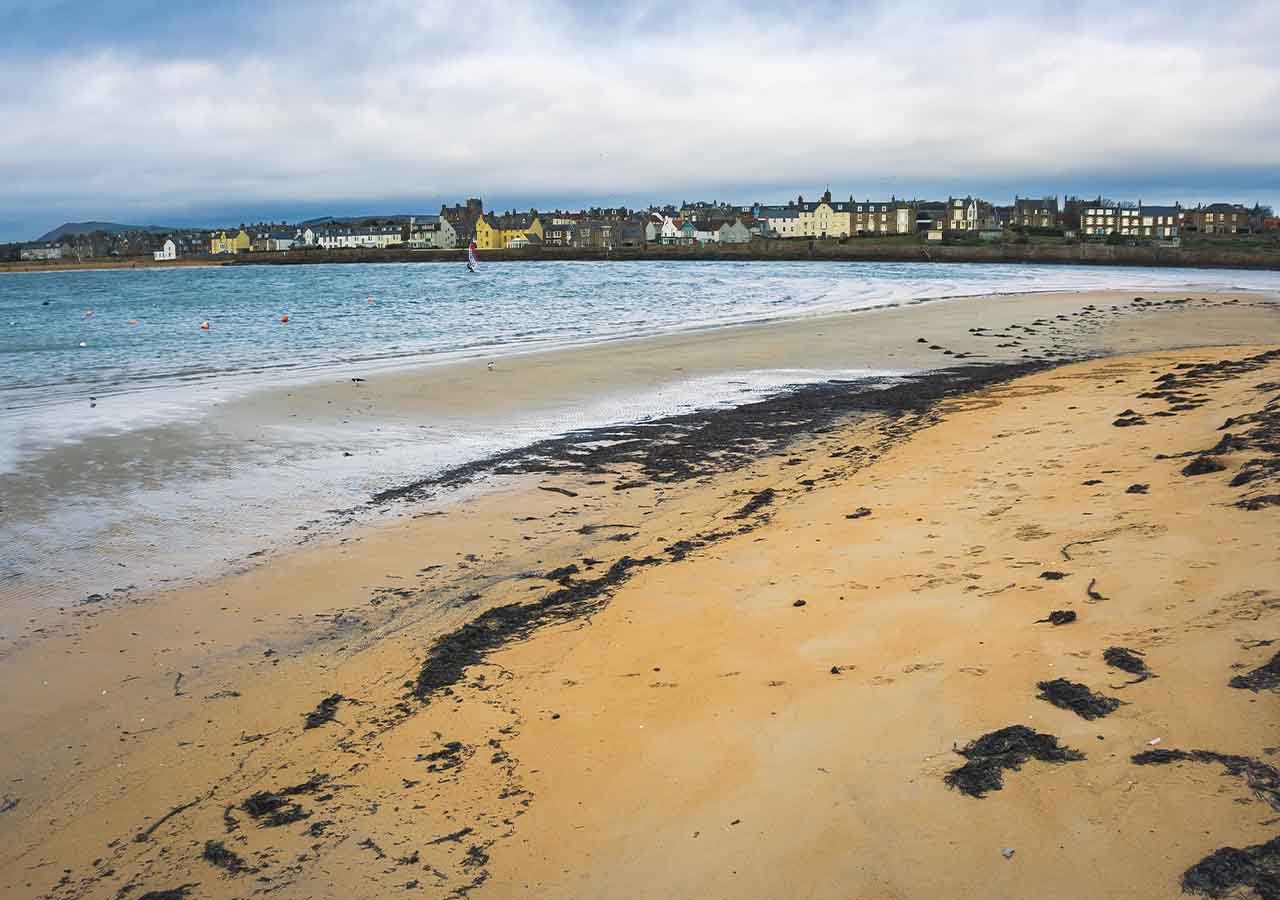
[2, 291, 1280, 899]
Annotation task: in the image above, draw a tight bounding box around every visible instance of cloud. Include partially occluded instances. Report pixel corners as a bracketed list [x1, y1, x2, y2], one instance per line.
[1, 0, 1277, 239]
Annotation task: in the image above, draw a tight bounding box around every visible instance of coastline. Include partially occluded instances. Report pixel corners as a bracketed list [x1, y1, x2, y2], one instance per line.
[5, 236, 1280, 275]
[4, 288, 1279, 647]
[2, 338, 1279, 899]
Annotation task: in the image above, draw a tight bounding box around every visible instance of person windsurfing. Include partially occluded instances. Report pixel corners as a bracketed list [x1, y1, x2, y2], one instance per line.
[466, 240, 479, 273]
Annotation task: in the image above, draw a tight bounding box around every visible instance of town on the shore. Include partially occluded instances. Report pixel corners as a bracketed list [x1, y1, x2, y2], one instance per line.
[8, 191, 1279, 263]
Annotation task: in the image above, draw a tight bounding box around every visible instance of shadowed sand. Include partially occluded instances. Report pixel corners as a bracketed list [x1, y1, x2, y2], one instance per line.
[1, 293, 1279, 899]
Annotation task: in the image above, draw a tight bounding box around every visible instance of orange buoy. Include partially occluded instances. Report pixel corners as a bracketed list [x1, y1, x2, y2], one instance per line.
[367, 296, 375, 303]
[85, 310, 93, 317]
[129, 319, 138, 326]
[199, 321, 210, 330]
[279, 315, 289, 323]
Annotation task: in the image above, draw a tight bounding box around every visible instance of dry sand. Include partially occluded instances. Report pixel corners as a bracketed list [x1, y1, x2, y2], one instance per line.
[2, 291, 1280, 899]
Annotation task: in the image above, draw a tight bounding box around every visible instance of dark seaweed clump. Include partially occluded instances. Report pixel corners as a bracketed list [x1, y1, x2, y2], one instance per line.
[414, 556, 658, 701]
[1231, 652, 1280, 692]
[944, 725, 1084, 798]
[1036, 678, 1122, 720]
[1034, 610, 1076, 626]
[1132, 749, 1280, 810]
[1104, 646, 1155, 684]
[137, 888, 196, 900]
[202, 839, 248, 873]
[303, 693, 344, 729]
[240, 774, 329, 828]
[1181, 835, 1280, 900]
[728, 488, 775, 520]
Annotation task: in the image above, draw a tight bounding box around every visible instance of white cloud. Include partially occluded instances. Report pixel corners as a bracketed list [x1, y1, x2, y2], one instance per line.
[1, 0, 1276, 226]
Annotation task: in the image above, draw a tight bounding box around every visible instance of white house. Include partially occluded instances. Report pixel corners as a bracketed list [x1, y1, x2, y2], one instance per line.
[659, 217, 681, 244]
[20, 242, 64, 260]
[694, 223, 720, 243]
[407, 215, 457, 249]
[314, 224, 403, 250]
[153, 239, 176, 261]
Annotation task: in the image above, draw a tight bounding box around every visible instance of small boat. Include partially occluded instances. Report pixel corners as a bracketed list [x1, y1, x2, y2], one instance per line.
[466, 240, 479, 273]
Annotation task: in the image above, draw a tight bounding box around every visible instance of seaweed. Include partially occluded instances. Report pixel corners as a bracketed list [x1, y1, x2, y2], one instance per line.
[1182, 456, 1228, 477]
[1230, 652, 1280, 693]
[1039, 571, 1069, 581]
[302, 693, 344, 729]
[1034, 610, 1076, 626]
[1104, 646, 1155, 685]
[240, 774, 328, 828]
[1181, 836, 1280, 900]
[1036, 678, 1121, 720]
[202, 839, 248, 873]
[137, 887, 196, 900]
[944, 725, 1085, 798]
[1132, 749, 1280, 810]
[413, 555, 659, 701]
[728, 488, 775, 520]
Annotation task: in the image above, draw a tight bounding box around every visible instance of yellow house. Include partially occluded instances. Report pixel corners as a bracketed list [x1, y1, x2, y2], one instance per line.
[210, 229, 251, 254]
[794, 191, 854, 238]
[475, 211, 543, 249]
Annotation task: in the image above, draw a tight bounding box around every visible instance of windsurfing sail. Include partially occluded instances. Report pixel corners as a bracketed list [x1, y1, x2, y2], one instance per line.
[467, 240, 479, 272]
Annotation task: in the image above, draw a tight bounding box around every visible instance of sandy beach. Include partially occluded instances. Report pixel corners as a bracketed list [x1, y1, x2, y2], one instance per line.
[2, 289, 1280, 899]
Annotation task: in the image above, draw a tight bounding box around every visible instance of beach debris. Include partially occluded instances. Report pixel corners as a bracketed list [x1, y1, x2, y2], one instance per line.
[240, 774, 328, 828]
[1125, 483, 1149, 494]
[944, 725, 1084, 798]
[1001, 848, 1015, 860]
[1182, 456, 1227, 477]
[792, 599, 807, 608]
[136, 886, 196, 900]
[1229, 652, 1280, 692]
[134, 793, 210, 843]
[845, 507, 872, 519]
[1034, 610, 1076, 626]
[1104, 647, 1155, 685]
[1036, 678, 1122, 720]
[728, 488, 775, 520]
[545, 564, 579, 582]
[1148, 738, 1162, 746]
[350, 377, 365, 382]
[202, 839, 248, 873]
[1039, 571, 1069, 580]
[0, 796, 18, 815]
[1085, 578, 1107, 602]
[537, 485, 578, 498]
[429, 827, 474, 845]
[487, 361, 494, 371]
[303, 693, 344, 729]
[419, 741, 469, 773]
[1180, 835, 1280, 900]
[1132, 749, 1280, 810]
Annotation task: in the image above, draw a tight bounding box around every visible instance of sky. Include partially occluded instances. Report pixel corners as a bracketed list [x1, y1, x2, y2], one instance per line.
[1, 0, 1278, 241]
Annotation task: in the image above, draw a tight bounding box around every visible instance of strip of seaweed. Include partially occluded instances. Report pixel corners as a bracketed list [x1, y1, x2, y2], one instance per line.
[944, 725, 1085, 798]
[202, 840, 248, 874]
[1181, 835, 1280, 900]
[413, 555, 659, 701]
[1034, 610, 1076, 626]
[1147, 349, 1280, 509]
[1036, 678, 1122, 719]
[303, 693, 344, 729]
[137, 887, 196, 900]
[1231, 652, 1280, 692]
[240, 774, 329, 828]
[1104, 646, 1155, 686]
[1132, 749, 1280, 810]
[369, 361, 1050, 506]
[727, 488, 775, 520]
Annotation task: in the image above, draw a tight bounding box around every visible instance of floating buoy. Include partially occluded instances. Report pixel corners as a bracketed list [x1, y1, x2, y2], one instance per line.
[367, 297, 375, 303]
[129, 319, 138, 326]
[199, 321, 210, 330]
[85, 310, 93, 317]
[279, 315, 289, 323]
[78, 341, 87, 347]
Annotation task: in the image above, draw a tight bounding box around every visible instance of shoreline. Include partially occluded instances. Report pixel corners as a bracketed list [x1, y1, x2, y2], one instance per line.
[2, 341, 1278, 899]
[4, 288, 1279, 649]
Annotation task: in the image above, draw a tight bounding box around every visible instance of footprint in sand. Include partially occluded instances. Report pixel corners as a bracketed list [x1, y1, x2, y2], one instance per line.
[959, 666, 988, 676]
[902, 662, 943, 674]
[1015, 524, 1052, 541]
[870, 676, 896, 686]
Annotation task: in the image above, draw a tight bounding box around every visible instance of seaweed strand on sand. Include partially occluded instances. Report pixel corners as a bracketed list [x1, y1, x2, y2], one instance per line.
[944, 725, 1084, 798]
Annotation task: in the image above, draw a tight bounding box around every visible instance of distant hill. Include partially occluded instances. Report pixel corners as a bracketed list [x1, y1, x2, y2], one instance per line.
[38, 221, 178, 241]
[298, 214, 435, 226]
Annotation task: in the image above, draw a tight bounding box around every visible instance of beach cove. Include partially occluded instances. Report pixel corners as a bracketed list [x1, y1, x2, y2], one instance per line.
[0, 274, 1278, 897]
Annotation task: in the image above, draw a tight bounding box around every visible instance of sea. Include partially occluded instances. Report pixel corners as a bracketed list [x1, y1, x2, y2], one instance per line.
[3, 259, 1279, 631]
